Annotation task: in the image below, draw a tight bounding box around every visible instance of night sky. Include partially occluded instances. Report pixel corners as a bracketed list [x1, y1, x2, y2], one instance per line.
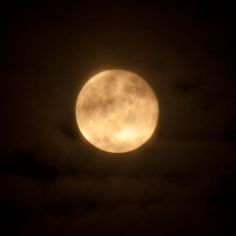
[1, 1, 235, 235]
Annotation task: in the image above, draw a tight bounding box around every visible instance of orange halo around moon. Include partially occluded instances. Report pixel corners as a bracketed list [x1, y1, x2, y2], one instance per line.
[75, 69, 159, 153]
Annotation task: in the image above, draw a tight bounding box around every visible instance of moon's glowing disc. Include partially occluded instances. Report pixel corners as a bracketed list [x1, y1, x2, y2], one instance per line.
[75, 69, 159, 153]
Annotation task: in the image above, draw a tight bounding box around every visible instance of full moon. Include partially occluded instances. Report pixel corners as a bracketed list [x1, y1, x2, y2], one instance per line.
[75, 69, 159, 153]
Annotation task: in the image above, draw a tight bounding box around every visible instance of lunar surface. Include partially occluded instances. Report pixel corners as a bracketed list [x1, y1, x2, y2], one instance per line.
[75, 69, 159, 153]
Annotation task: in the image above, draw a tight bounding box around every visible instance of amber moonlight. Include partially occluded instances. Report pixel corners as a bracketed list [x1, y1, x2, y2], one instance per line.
[75, 69, 159, 153]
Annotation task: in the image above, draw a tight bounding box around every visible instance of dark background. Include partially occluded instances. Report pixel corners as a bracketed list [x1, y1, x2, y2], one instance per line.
[1, 1, 235, 235]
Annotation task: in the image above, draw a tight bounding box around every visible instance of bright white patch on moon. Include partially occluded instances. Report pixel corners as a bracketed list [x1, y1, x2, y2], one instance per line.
[75, 69, 159, 153]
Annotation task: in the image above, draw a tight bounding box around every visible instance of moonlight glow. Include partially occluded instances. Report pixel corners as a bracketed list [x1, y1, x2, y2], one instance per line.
[75, 69, 159, 153]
